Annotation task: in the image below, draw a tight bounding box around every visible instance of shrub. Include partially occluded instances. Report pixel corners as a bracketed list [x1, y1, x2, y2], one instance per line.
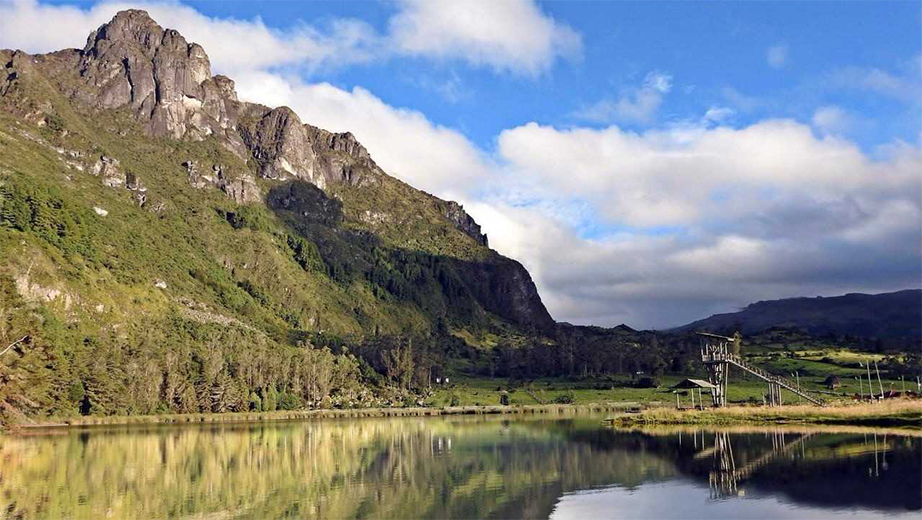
[248, 392, 261, 412]
[277, 391, 301, 411]
[553, 392, 574, 404]
[263, 386, 278, 412]
[224, 205, 271, 232]
[635, 377, 659, 388]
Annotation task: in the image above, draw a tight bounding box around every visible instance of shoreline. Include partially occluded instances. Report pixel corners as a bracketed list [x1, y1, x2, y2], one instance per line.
[14, 402, 640, 431]
[607, 400, 921, 428]
[14, 400, 921, 431]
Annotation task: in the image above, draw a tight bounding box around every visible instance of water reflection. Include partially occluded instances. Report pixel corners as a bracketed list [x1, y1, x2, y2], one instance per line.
[0, 416, 918, 519]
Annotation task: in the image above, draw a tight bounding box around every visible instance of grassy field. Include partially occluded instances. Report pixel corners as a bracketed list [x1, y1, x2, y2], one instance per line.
[423, 370, 916, 409]
[610, 400, 921, 428]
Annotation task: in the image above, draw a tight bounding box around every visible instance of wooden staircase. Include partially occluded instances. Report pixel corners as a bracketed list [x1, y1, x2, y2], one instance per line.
[701, 351, 825, 406]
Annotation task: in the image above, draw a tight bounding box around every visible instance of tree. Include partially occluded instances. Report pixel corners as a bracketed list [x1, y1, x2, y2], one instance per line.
[730, 331, 743, 356]
[382, 341, 414, 390]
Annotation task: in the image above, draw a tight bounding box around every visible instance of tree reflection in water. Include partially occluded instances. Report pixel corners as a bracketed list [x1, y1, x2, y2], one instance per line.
[0, 416, 918, 519]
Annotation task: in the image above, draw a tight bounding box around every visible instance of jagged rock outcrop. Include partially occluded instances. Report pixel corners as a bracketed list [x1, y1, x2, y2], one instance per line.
[183, 160, 260, 204]
[76, 9, 245, 155]
[443, 201, 488, 247]
[239, 106, 316, 181]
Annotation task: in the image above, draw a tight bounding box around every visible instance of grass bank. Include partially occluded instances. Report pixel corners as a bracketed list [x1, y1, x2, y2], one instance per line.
[609, 399, 921, 428]
[19, 402, 640, 430]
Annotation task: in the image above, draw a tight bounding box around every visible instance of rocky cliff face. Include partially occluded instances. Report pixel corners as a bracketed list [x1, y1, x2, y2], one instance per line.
[0, 9, 554, 334]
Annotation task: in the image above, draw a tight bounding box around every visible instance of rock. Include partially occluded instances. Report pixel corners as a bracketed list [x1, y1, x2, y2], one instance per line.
[92, 155, 125, 188]
[76, 10, 244, 156]
[328, 131, 369, 160]
[93, 206, 108, 216]
[221, 174, 261, 204]
[125, 172, 142, 191]
[240, 106, 316, 181]
[443, 201, 488, 247]
[182, 159, 260, 203]
[154, 280, 167, 289]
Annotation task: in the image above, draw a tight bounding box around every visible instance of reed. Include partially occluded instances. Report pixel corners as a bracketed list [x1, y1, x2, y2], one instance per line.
[611, 399, 921, 428]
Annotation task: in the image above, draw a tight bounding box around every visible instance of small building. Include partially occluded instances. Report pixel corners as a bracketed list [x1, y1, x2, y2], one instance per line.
[671, 379, 717, 390]
[671, 379, 716, 410]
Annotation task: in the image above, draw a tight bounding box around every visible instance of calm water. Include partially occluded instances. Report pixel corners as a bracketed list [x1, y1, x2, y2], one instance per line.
[1, 414, 919, 519]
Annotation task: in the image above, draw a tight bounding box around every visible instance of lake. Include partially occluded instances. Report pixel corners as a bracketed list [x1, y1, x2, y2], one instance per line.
[1, 414, 919, 519]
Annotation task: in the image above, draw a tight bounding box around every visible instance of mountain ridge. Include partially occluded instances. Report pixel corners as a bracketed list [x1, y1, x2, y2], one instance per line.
[671, 289, 921, 340]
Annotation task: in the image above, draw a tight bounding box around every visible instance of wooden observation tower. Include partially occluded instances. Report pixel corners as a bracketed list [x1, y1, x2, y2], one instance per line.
[698, 332, 824, 407]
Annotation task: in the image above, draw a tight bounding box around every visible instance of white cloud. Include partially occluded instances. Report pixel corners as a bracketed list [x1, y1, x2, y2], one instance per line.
[702, 106, 735, 125]
[825, 65, 921, 104]
[388, 0, 581, 75]
[575, 71, 673, 124]
[496, 119, 919, 228]
[811, 105, 851, 134]
[767, 43, 788, 69]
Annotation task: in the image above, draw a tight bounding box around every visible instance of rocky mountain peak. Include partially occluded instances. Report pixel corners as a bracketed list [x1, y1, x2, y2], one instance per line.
[75, 9, 243, 149]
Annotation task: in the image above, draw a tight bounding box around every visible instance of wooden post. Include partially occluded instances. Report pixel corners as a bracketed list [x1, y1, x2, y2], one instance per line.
[874, 359, 884, 399]
[867, 361, 875, 400]
[676, 391, 680, 410]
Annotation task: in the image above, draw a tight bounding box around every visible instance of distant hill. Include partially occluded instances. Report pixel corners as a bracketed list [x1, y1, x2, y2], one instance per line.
[672, 290, 922, 340]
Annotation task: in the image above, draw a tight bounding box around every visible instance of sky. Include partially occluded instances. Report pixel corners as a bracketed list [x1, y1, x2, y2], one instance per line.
[1, 0, 920, 329]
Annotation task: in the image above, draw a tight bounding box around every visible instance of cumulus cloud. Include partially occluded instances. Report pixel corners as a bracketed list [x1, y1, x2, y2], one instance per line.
[574, 71, 673, 124]
[496, 119, 919, 229]
[388, 0, 581, 75]
[767, 43, 788, 69]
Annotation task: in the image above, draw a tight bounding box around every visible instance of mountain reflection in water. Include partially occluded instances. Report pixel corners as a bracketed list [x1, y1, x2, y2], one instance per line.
[0, 415, 918, 519]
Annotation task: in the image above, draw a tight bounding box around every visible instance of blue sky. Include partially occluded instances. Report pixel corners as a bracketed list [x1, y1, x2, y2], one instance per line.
[2, 0, 921, 328]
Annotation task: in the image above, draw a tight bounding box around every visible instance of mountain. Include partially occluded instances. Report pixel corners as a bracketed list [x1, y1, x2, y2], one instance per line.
[0, 10, 554, 419]
[672, 289, 922, 341]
